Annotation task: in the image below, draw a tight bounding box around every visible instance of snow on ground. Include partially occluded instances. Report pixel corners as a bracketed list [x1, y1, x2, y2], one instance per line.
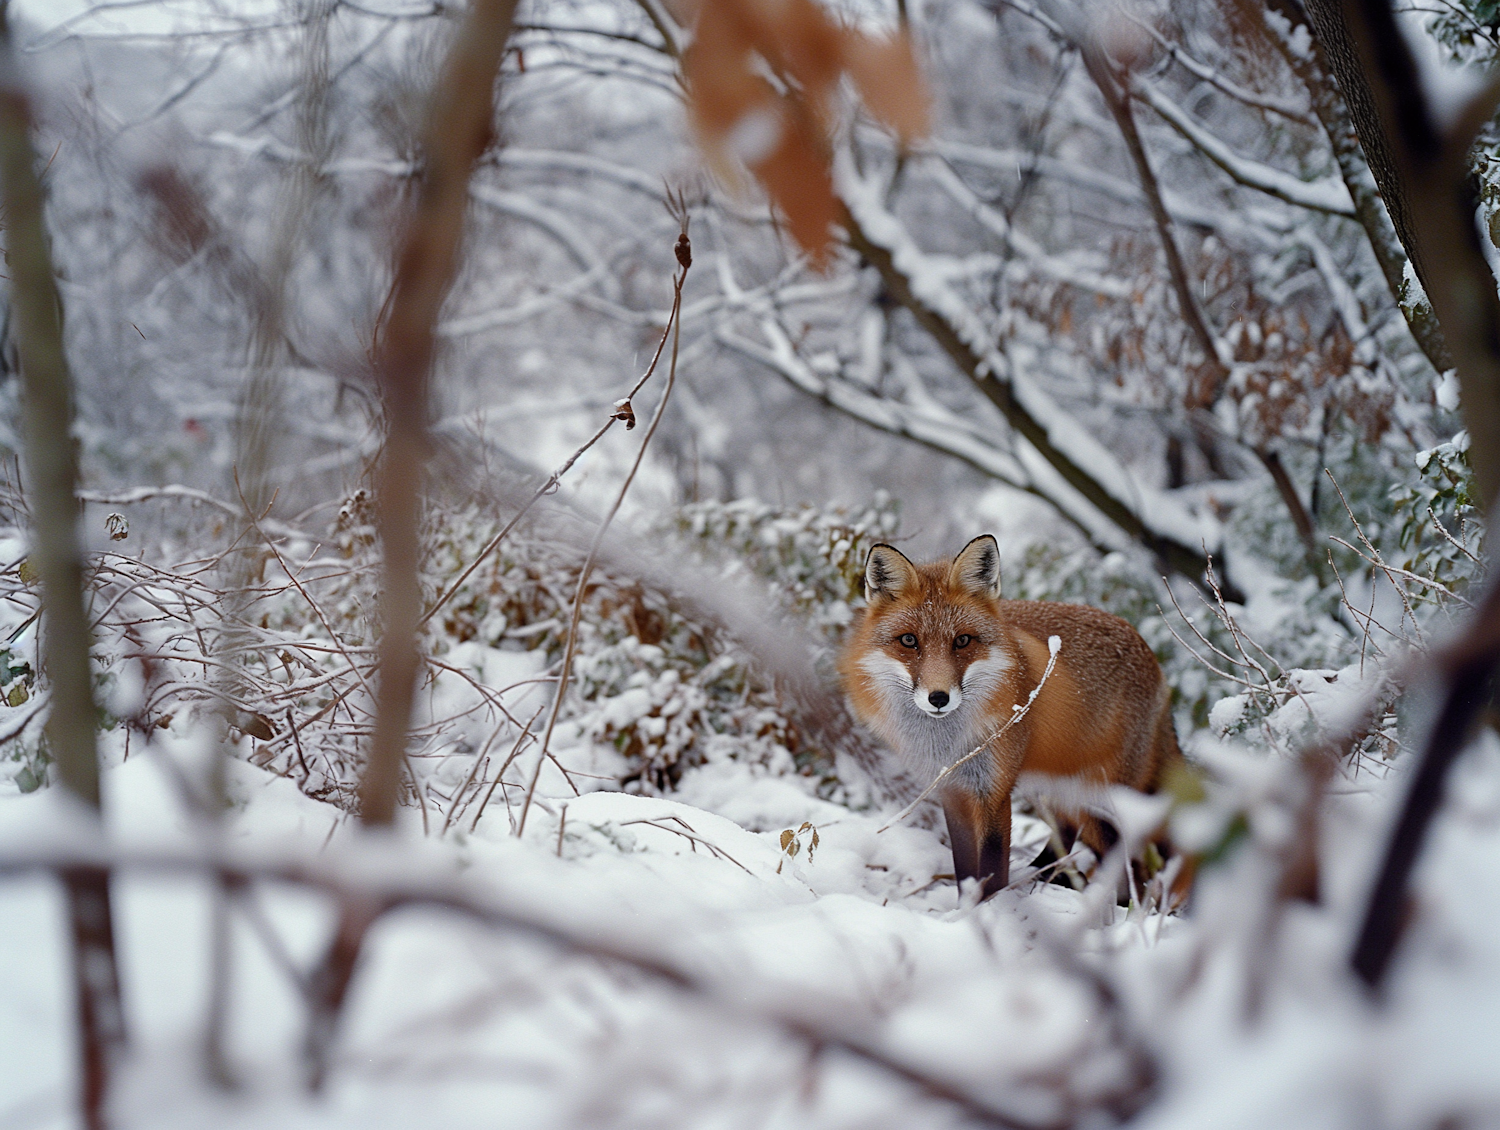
[3, 719, 1500, 1128]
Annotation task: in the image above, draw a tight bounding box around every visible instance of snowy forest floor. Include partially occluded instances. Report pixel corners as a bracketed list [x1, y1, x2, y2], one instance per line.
[4, 705, 1500, 1129]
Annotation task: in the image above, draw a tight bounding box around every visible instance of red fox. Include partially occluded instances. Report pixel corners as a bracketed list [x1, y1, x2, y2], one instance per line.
[838, 535, 1181, 900]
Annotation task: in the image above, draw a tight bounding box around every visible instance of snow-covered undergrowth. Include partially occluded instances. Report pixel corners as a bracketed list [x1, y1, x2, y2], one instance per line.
[1, 494, 1498, 1128]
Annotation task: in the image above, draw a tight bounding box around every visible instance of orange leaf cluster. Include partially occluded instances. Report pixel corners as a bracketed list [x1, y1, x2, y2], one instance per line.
[684, 0, 930, 268]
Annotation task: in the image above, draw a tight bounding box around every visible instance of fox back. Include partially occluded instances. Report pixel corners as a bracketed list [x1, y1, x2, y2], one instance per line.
[838, 535, 1179, 898]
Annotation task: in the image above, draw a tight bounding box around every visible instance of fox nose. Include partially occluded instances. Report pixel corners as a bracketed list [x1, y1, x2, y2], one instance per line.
[928, 690, 950, 710]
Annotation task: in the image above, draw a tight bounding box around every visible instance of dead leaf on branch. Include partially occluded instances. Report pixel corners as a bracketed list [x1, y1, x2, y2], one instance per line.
[611, 398, 638, 429]
[684, 0, 930, 268]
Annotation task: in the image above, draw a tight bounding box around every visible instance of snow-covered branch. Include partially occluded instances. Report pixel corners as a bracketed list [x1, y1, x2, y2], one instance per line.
[718, 320, 1123, 556]
[923, 159, 1132, 300]
[837, 157, 1223, 587]
[931, 139, 1290, 245]
[1131, 77, 1355, 217]
[1127, 13, 1316, 125]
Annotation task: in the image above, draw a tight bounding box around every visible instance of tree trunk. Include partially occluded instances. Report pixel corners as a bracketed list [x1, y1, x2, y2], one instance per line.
[0, 10, 127, 1126]
[1264, 0, 1453, 373]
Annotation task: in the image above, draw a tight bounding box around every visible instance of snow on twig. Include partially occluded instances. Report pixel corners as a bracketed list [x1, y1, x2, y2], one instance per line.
[930, 138, 1291, 244]
[1130, 77, 1354, 216]
[1120, 9, 1315, 124]
[921, 159, 1132, 299]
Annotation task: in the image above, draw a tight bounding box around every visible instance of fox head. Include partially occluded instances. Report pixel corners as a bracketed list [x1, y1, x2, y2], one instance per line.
[841, 536, 1014, 759]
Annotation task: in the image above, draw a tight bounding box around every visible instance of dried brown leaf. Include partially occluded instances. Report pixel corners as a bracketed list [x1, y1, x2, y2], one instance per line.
[843, 29, 930, 144]
[683, 0, 929, 268]
[756, 111, 838, 268]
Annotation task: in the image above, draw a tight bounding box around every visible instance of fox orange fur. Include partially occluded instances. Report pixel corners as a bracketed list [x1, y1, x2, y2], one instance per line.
[838, 535, 1180, 900]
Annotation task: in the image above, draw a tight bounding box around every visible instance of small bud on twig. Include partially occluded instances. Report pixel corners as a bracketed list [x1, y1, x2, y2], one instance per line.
[675, 232, 692, 271]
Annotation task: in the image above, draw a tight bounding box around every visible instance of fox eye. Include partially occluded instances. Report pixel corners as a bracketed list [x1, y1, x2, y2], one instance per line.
[954, 634, 973, 649]
[897, 633, 919, 649]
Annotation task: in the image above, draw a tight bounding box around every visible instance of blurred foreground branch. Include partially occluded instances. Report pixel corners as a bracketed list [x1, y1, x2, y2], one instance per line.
[308, 0, 520, 1091]
[0, 839, 1151, 1130]
[0, 8, 126, 1127]
[1310, 0, 1500, 988]
[361, 0, 520, 826]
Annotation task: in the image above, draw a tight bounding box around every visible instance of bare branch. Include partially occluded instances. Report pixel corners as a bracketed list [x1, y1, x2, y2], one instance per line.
[0, 9, 127, 1124]
[359, 0, 522, 827]
[517, 222, 692, 838]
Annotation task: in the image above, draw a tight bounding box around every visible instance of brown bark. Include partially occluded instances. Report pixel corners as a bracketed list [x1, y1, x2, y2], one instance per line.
[1312, 0, 1500, 510]
[359, 0, 521, 826]
[1262, 0, 1453, 373]
[1296, 1, 1443, 308]
[0, 10, 128, 1125]
[1314, 0, 1500, 987]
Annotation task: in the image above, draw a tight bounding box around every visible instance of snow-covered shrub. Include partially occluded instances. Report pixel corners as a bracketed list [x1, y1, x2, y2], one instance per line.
[0, 488, 901, 811]
[418, 502, 811, 794]
[1392, 429, 1484, 610]
[668, 493, 899, 645]
[237, 491, 899, 807]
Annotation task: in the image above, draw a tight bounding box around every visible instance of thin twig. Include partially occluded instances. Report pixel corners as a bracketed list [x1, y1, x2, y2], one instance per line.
[1427, 503, 1480, 566]
[617, 816, 754, 873]
[516, 220, 692, 838]
[1327, 470, 1425, 642]
[470, 701, 547, 834]
[419, 265, 689, 631]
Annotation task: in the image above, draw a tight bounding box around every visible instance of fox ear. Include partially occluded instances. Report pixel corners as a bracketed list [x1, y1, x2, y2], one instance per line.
[864, 544, 919, 602]
[948, 535, 1001, 599]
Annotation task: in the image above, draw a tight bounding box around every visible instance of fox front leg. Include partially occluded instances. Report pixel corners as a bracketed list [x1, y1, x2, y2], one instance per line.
[941, 787, 1013, 900]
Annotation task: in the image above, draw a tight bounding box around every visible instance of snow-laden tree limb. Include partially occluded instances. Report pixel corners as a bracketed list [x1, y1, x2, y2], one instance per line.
[923, 159, 1132, 300]
[930, 139, 1290, 246]
[717, 318, 1125, 555]
[1125, 11, 1316, 125]
[837, 156, 1223, 588]
[468, 185, 601, 271]
[208, 131, 665, 202]
[1048, 17, 1326, 570]
[437, 263, 614, 336]
[494, 148, 663, 197]
[1130, 76, 1355, 217]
